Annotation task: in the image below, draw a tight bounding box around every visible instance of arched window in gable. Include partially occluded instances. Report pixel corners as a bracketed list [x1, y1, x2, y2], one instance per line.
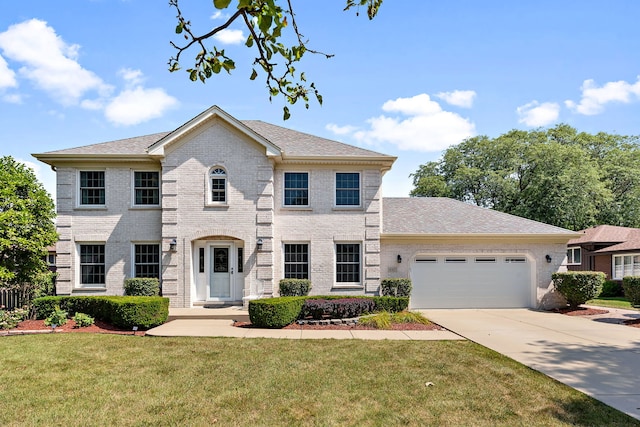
[209, 167, 227, 203]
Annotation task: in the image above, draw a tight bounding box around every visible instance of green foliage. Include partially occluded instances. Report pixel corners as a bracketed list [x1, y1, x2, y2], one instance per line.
[358, 310, 430, 329]
[248, 297, 305, 328]
[33, 296, 169, 329]
[622, 277, 640, 306]
[552, 271, 606, 309]
[410, 125, 640, 230]
[278, 279, 311, 296]
[599, 280, 623, 298]
[124, 278, 160, 296]
[72, 312, 95, 328]
[372, 296, 409, 313]
[44, 306, 68, 327]
[380, 278, 412, 297]
[0, 307, 28, 330]
[0, 156, 57, 288]
[168, 0, 381, 119]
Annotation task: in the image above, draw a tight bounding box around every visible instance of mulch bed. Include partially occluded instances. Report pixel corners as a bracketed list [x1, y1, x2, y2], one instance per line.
[9, 319, 145, 335]
[550, 307, 609, 316]
[234, 321, 443, 331]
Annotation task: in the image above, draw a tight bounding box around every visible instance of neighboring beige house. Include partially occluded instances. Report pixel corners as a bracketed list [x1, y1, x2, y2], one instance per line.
[34, 106, 577, 309]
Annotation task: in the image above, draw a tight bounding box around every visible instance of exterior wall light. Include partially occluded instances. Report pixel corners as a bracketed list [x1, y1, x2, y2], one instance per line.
[397, 254, 402, 263]
[257, 238, 263, 250]
[545, 254, 552, 263]
[169, 238, 177, 252]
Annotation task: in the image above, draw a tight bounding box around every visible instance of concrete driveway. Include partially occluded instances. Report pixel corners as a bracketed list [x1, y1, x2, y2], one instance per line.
[421, 308, 640, 420]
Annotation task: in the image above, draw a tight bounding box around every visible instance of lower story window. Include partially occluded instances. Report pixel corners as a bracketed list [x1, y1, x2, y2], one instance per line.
[80, 244, 105, 285]
[134, 244, 160, 278]
[284, 243, 309, 279]
[336, 243, 360, 283]
[613, 254, 640, 280]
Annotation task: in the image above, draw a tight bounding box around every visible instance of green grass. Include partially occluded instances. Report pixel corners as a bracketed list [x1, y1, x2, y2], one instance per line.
[0, 335, 637, 426]
[587, 297, 640, 310]
[359, 310, 431, 329]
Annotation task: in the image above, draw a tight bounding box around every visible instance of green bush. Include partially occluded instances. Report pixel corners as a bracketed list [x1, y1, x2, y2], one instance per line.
[373, 296, 409, 313]
[44, 306, 68, 327]
[380, 278, 412, 297]
[622, 277, 640, 306]
[124, 278, 160, 296]
[552, 271, 605, 309]
[72, 312, 95, 328]
[278, 279, 312, 296]
[599, 280, 623, 298]
[249, 297, 305, 328]
[33, 296, 169, 329]
[0, 308, 29, 330]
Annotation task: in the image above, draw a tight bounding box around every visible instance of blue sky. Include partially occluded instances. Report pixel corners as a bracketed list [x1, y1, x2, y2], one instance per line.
[2, 1, 640, 200]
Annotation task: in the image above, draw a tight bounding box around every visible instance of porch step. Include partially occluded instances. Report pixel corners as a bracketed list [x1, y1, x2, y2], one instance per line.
[168, 306, 250, 322]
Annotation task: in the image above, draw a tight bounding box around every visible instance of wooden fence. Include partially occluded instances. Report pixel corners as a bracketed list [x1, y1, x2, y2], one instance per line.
[0, 288, 31, 310]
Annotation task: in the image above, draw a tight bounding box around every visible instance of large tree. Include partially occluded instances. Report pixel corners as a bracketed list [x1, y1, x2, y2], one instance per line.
[169, 0, 382, 119]
[0, 157, 57, 291]
[410, 125, 640, 231]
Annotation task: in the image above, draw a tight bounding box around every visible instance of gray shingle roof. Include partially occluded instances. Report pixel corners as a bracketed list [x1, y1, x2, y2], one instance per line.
[382, 197, 576, 235]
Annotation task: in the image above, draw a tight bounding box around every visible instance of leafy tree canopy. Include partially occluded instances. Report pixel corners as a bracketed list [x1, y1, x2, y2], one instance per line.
[0, 156, 57, 288]
[410, 124, 640, 231]
[169, 0, 382, 119]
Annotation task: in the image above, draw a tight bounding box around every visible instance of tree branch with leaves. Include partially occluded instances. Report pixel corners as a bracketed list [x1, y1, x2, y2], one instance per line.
[168, 0, 382, 119]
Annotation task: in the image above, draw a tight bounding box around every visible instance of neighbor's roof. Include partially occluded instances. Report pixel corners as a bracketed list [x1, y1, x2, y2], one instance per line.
[34, 116, 392, 161]
[382, 197, 578, 236]
[594, 239, 640, 254]
[567, 224, 640, 245]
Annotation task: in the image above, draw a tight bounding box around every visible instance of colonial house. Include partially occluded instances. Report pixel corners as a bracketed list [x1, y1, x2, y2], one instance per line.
[33, 106, 577, 309]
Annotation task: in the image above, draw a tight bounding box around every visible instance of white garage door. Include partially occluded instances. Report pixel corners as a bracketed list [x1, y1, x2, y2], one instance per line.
[410, 255, 532, 309]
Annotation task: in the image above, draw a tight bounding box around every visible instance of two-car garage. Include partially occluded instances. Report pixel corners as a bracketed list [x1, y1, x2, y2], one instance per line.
[409, 254, 533, 309]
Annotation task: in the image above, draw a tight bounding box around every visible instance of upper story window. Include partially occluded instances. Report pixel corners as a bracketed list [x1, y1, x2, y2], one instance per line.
[79, 171, 105, 205]
[566, 247, 581, 265]
[284, 172, 309, 206]
[335, 172, 360, 206]
[210, 168, 227, 203]
[134, 171, 160, 206]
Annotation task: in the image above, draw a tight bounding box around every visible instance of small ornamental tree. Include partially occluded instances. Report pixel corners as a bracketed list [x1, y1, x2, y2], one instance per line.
[0, 157, 57, 296]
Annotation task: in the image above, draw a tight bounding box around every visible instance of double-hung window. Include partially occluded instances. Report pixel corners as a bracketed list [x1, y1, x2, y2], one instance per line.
[335, 243, 361, 284]
[210, 168, 227, 203]
[284, 172, 309, 206]
[566, 247, 581, 265]
[79, 171, 105, 205]
[134, 244, 161, 279]
[335, 172, 360, 206]
[134, 171, 160, 206]
[79, 244, 105, 286]
[284, 243, 309, 279]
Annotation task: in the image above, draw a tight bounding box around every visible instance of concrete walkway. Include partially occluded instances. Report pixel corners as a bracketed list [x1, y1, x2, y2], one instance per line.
[422, 308, 640, 420]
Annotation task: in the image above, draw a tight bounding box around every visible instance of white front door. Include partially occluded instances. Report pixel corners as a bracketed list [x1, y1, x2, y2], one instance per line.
[210, 245, 231, 299]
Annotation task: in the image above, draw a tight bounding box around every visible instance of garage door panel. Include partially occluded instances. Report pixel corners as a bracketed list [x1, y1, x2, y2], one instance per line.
[410, 255, 531, 309]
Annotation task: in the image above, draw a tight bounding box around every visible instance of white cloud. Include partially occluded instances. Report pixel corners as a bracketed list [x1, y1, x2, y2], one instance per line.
[105, 86, 178, 126]
[329, 94, 475, 152]
[214, 29, 245, 45]
[0, 19, 112, 105]
[565, 77, 640, 115]
[325, 123, 358, 135]
[118, 68, 144, 86]
[435, 90, 476, 108]
[0, 54, 17, 88]
[2, 93, 22, 104]
[211, 11, 230, 20]
[516, 101, 560, 127]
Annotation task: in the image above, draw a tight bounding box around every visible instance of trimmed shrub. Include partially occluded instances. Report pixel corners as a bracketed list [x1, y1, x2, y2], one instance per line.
[599, 280, 623, 298]
[373, 296, 409, 313]
[124, 278, 160, 296]
[622, 276, 640, 306]
[278, 279, 312, 296]
[380, 278, 412, 297]
[300, 298, 376, 320]
[249, 297, 305, 328]
[72, 312, 95, 328]
[33, 296, 67, 319]
[552, 271, 605, 309]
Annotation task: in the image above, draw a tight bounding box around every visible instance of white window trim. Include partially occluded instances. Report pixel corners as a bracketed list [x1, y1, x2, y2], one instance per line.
[333, 242, 363, 288]
[205, 166, 228, 206]
[282, 171, 310, 208]
[131, 242, 162, 279]
[612, 253, 640, 280]
[567, 246, 581, 265]
[76, 169, 106, 209]
[282, 242, 310, 280]
[131, 170, 161, 208]
[334, 171, 362, 208]
[75, 242, 107, 290]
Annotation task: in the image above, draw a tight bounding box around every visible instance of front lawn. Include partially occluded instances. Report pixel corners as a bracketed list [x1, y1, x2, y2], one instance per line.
[0, 335, 637, 426]
[588, 297, 639, 311]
